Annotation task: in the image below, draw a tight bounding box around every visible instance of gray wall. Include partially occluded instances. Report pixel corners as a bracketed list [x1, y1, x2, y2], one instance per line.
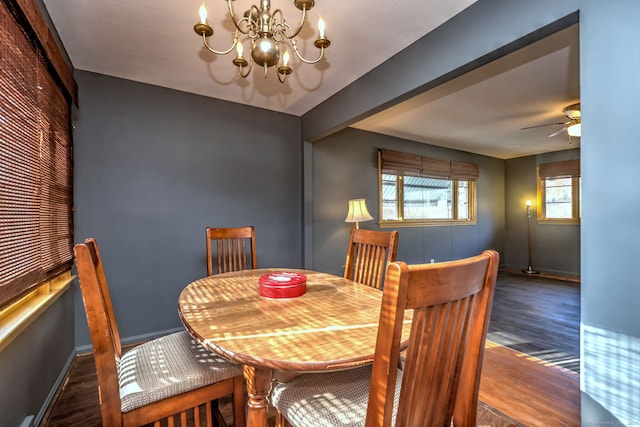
[0, 289, 75, 427]
[73, 71, 303, 347]
[504, 149, 581, 278]
[310, 128, 504, 275]
[581, 0, 640, 423]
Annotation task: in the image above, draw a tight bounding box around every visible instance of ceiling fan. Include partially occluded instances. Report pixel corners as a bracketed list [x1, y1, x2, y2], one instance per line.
[521, 103, 581, 138]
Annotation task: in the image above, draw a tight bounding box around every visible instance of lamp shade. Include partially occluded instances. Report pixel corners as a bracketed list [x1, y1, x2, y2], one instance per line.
[345, 199, 373, 223]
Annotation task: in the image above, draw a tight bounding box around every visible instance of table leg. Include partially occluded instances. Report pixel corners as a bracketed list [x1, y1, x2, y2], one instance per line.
[243, 365, 273, 427]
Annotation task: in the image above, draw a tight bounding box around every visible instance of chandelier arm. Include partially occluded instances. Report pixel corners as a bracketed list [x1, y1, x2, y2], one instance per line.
[238, 57, 253, 78]
[201, 32, 237, 55]
[247, 5, 261, 36]
[238, 15, 259, 39]
[280, 21, 295, 40]
[227, 0, 252, 35]
[284, 6, 307, 39]
[291, 39, 325, 64]
[270, 9, 285, 39]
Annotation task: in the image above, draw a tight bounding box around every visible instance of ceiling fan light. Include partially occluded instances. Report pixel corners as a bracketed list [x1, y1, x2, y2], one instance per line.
[563, 103, 581, 120]
[567, 123, 581, 137]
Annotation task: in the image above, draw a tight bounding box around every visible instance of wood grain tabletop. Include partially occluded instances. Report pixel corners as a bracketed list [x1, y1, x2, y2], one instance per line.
[178, 268, 412, 372]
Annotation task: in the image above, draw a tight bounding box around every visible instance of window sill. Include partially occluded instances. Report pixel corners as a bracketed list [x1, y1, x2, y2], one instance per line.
[0, 271, 74, 352]
[379, 219, 477, 228]
[537, 218, 580, 225]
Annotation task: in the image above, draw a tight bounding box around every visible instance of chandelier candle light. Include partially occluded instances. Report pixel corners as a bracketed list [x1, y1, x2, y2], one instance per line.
[194, 0, 330, 83]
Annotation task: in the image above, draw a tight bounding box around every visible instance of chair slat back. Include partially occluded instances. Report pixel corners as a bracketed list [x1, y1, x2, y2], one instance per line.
[344, 228, 398, 289]
[365, 250, 499, 427]
[206, 226, 257, 275]
[74, 241, 123, 426]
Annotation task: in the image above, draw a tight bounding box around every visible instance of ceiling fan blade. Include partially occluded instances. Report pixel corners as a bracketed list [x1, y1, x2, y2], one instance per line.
[520, 121, 568, 131]
[548, 126, 569, 138]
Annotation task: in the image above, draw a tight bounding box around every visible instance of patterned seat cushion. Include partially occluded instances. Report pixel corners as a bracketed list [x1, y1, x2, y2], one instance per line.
[270, 365, 402, 427]
[118, 330, 242, 413]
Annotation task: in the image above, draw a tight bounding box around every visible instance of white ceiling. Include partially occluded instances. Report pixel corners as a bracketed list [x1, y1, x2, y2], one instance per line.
[352, 24, 581, 159]
[43, 0, 579, 160]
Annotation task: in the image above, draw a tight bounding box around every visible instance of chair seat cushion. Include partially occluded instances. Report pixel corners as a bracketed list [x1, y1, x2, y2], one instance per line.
[118, 330, 242, 413]
[270, 365, 402, 427]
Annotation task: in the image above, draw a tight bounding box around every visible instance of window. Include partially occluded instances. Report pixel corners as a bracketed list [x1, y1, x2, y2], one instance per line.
[378, 148, 477, 226]
[0, 0, 76, 309]
[538, 159, 581, 222]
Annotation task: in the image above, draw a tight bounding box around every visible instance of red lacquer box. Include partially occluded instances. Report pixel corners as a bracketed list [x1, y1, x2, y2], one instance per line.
[258, 272, 307, 298]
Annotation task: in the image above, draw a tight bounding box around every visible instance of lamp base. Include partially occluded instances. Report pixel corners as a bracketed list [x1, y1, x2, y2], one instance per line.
[522, 266, 539, 275]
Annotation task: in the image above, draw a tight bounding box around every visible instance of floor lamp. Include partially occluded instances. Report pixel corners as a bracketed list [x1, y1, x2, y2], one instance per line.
[523, 199, 539, 274]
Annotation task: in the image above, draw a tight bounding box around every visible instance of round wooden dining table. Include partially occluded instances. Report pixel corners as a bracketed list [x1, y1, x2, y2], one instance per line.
[178, 268, 412, 427]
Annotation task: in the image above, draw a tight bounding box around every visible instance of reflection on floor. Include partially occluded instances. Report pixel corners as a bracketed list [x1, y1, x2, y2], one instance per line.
[488, 271, 580, 373]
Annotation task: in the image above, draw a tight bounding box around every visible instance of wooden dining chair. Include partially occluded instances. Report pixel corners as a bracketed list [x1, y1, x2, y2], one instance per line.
[206, 226, 257, 275]
[74, 238, 246, 427]
[344, 228, 399, 289]
[270, 250, 499, 427]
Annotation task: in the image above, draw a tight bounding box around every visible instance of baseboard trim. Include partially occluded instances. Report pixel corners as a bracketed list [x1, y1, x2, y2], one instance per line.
[120, 326, 185, 347]
[35, 348, 77, 427]
[75, 326, 185, 355]
[19, 415, 35, 427]
[500, 267, 580, 284]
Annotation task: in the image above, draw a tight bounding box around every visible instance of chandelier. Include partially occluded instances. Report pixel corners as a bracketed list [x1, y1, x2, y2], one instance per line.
[193, 0, 330, 83]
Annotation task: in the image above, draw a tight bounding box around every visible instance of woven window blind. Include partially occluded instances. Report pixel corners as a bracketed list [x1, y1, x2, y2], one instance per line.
[0, 0, 73, 309]
[539, 159, 580, 179]
[379, 148, 479, 180]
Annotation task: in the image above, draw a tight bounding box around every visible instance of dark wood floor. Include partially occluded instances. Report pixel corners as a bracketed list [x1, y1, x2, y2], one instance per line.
[488, 271, 580, 373]
[40, 271, 581, 426]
